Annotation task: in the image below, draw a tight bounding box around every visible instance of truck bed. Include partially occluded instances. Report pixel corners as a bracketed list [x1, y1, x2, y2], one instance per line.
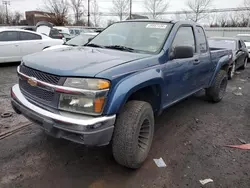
[210, 48, 232, 65]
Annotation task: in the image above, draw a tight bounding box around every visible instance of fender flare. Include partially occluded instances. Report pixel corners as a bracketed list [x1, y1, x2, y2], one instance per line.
[104, 69, 164, 115]
[209, 55, 231, 86]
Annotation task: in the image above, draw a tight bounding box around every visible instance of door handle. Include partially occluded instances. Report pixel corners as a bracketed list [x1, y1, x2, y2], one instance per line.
[15, 44, 19, 47]
[193, 59, 200, 65]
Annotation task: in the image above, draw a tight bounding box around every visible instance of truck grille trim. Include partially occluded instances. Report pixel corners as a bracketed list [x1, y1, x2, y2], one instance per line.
[20, 65, 60, 85]
[19, 65, 61, 108]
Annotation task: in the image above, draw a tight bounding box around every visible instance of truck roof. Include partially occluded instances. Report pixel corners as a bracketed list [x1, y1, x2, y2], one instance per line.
[118, 19, 197, 25]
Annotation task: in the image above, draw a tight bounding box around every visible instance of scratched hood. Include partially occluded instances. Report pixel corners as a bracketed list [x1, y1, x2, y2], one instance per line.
[22, 47, 150, 77]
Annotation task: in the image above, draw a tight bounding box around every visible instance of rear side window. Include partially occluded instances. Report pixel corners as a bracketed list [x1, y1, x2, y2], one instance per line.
[172, 26, 196, 52]
[240, 40, 246, 48]
[238, 40, 242, 49]
[69, 29, 75, 35]
[0, 31, 19, 41]
[196, 26, 208, 53]
[50, 29, 60, 36]
[75, 30, 80, 35]
[20, 32, 42, 40]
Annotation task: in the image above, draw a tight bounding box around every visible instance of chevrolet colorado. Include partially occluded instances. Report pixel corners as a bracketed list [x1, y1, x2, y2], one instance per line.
[11, 20, 232, 169]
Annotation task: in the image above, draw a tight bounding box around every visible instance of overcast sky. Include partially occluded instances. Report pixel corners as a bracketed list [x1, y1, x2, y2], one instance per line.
[7, 0, 244, 25]
[9, 0, 243, 12]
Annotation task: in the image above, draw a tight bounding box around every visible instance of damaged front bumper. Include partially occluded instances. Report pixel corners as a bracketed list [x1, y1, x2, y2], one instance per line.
[11, 84, 116, 146]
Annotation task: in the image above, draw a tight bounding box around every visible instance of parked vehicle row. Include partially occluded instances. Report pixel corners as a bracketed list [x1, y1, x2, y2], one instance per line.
[208, 37, 248, 79]
[236, 34, 250, 57]
[11, 20, 233, 169]
[0, 21, 101, 63]
[0, 28, 64, 63]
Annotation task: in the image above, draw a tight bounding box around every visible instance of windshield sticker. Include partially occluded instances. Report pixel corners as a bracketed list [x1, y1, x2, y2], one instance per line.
[146, 24, 168, 29]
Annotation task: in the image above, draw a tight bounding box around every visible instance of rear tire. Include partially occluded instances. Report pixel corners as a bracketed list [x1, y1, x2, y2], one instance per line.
[206, 70, 228, 103]
[112, 101, 154, 169]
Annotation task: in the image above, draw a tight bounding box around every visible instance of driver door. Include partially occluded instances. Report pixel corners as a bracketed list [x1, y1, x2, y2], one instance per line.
[163, 26, 199, 105]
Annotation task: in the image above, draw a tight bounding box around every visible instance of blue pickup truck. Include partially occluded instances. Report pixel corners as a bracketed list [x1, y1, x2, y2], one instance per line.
[11, 20, 232, 169]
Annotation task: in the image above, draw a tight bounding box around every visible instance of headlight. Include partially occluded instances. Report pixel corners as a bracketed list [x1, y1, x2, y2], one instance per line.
[59, 78, 110, 115]
[64, 78, 110, 90]
[59, 94, 105, 115]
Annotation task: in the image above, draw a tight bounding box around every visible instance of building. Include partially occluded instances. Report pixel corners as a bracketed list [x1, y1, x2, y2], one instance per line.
[25, 11, 55, 26]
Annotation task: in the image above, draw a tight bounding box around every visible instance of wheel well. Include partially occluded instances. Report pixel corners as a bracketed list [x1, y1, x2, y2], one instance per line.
[221, 63, 230, 72]
[126, 85, 161, 115]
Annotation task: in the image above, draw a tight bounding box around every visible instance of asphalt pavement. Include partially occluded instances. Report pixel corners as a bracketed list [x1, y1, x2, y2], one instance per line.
[0, 63, 249, 188]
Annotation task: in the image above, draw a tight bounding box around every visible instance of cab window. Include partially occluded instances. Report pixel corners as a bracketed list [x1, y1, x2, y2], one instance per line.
[196, 26, 208, 53]
[172, 26, 196, 52]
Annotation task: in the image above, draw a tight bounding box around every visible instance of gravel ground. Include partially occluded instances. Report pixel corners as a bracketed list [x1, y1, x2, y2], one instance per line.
[0, 63, 249, 188]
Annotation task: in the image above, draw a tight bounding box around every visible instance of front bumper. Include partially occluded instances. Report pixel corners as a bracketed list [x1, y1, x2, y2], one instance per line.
[11, 84, 116, 146]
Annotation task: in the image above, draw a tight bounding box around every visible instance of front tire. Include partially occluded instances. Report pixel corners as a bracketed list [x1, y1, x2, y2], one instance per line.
[112, 101, 154, 169]
[206, 70, 228, 103]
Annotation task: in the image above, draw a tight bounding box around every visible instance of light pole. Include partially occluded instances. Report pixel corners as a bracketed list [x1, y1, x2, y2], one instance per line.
[129, 0, 132, 19]
[2, 0, 10, 25]
[88, 0, 90, 26]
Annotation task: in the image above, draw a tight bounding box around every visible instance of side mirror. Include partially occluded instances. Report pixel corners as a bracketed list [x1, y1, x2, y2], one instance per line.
[88, 37, 94, 43]
[170, 46, 194, 60]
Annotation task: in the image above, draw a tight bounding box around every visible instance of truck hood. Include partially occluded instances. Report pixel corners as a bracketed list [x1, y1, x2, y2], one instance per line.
[22, 47, 150, 77]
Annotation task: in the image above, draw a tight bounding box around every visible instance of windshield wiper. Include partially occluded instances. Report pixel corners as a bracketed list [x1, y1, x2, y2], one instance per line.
[104, 45, 135, 52]
[65, 44, 77, 46]
[85, 43, 104, 48]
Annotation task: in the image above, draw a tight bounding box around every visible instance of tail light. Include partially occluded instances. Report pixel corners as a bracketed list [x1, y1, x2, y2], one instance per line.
[58, 34, 63, 39]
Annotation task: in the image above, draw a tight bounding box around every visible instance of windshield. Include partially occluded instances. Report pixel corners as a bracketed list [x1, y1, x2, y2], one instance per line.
[236, 36, 250, 42]
[88, 22, 173, 53]
[66, 34, 95, 46]
[81, 29, 95, 33]
[208, 39, 236, 50]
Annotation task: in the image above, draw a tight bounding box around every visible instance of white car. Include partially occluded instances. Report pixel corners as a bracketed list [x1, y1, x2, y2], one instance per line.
[236, 34, 250, 58]
[44, 33, 98, 51]
[0, 28, 64, 63]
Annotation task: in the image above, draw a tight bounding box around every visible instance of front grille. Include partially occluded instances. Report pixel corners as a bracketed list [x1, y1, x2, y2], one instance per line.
[20, 65, 60, 85]
[19, 65, 62, 109]
[20, 80, 54, 102]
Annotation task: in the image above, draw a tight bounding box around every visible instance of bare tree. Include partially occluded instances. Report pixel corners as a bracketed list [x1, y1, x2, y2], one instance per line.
[244, 0, 250, 8]
[70, 0, 84, 24]
[185, 0, 213, 22]
[243, 0, 250, 26]
[112, 0, 130, 21]
[107, 19, 116, 26]
[10, 11, 22, 25]
[0, 5, 5, 24]
[91, 0, 101, 27]
[43, 0, 69, 26]
[144, 0, 169, 19]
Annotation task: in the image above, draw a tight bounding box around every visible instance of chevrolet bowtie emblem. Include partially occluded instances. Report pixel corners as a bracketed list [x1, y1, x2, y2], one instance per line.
[27, 77, 38, 87]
